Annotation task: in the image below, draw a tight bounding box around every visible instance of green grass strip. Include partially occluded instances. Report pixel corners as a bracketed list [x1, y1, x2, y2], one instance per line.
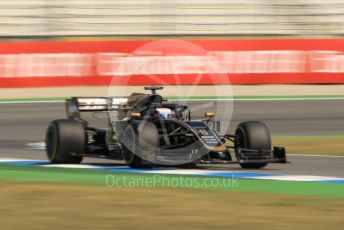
[167, 95, 344, 100]
[0, 164, 343, 198]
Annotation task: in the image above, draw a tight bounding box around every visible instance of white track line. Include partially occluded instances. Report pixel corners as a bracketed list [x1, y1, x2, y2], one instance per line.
[0, 100, 63, 104]
[26, 142, 45, 150]
[143, 169, 228, 175]
[0, 158, 43, 162]
[42, 164, 103, 169]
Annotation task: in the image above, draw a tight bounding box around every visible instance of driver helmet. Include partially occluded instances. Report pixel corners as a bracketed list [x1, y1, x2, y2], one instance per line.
[155, 108, 175, 119]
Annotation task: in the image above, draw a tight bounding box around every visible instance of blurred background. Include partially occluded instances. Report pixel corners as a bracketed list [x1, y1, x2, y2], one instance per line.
[1, 0, 344, 156]
[0, 0, 343, 40]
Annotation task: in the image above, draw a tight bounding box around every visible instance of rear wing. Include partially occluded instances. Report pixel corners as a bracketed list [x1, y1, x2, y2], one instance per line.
[65, 97, 129, 119]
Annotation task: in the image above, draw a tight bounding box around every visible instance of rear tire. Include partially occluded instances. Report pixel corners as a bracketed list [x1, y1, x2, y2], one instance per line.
[122, 121, 159, 168]
[235, 121, 271, 169]
[45, 119, 85, 164]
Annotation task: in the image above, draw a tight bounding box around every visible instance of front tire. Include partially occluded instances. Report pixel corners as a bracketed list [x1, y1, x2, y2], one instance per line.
[235, 121, 271, 169]
[122, 121, 159, 168]
[45, 119, 85, 164]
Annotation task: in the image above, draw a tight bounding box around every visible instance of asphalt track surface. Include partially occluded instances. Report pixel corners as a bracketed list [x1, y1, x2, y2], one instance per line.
[0, 99, 344, 177]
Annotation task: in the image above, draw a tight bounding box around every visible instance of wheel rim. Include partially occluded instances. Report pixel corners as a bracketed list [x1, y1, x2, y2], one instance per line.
[46, 124, 58, 160]
[235, 128, 248, 160]
[123, 126, 136, 164]
[235, 128, 247, 147]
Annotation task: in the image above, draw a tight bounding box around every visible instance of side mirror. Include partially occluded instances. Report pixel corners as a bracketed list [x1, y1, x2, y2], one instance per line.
[129, 112, 141, 118]
[204, 112, 215, 119]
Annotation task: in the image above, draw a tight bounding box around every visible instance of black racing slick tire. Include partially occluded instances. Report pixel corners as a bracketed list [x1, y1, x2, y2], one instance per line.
[45, 119, 85, 164]
[122, 121, 159, 168]
[235, 121, 271, 169]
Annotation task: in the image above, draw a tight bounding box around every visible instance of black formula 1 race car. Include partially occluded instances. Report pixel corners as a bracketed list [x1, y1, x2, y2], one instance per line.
[45, 86, 286, 169]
